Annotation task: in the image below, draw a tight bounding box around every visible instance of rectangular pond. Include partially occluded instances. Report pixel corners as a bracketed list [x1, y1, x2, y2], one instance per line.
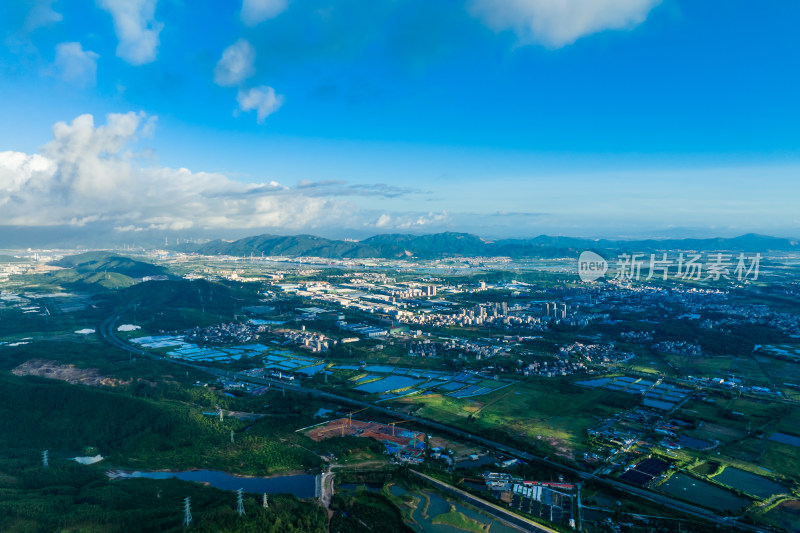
[295, 363, 326, 375]
[354, 375, 421, 393]
[363, 365, 396, 373]
[769, 432, 800, 447]
[713, 468, 787, 499]
[659, 474, 750, 513]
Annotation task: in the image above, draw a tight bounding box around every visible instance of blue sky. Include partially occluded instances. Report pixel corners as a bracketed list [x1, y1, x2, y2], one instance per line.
[0, 0, 798, 243]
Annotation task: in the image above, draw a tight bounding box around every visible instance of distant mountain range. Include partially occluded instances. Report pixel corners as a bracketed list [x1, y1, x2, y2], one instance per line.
[176, 232, 800, 259]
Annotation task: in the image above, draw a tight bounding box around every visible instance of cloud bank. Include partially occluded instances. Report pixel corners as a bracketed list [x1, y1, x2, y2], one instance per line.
[0, 112, 426, 236]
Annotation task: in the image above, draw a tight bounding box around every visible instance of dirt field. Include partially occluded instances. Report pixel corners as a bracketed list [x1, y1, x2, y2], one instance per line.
[428, 435, 481, 458]
[11, 359, 127, 387]
[306, 418, 424, 452]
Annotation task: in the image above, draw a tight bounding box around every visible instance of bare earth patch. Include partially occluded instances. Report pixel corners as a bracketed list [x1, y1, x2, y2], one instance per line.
[11, 359, 127, 387]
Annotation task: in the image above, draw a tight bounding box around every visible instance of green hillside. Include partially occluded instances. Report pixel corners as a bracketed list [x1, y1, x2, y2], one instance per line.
[14, 252, 174, 291]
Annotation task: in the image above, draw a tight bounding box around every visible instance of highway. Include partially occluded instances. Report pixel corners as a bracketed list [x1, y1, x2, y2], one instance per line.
[99, 315, 767, 532]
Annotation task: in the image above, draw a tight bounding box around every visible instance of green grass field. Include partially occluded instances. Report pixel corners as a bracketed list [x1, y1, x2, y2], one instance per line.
[394, 379, 624, 458]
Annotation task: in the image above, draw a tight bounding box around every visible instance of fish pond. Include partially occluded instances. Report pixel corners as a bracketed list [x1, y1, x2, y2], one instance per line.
[354, 375, 422, 393]
[659, 474, 750, 513]
[713, 467, 787, 499]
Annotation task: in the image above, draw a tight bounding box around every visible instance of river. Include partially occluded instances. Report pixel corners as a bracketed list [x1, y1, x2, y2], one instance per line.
[108, 469, 317, 498]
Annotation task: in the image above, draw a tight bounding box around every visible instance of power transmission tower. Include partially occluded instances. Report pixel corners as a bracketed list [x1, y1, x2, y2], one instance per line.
[42, 450, 49, 468]
[183, 497, 192, 527]
[262, 493, 269, 509]
[230, 429, 235, 443]
[219, 410, 223, 422]
[236, 489, 246, 516]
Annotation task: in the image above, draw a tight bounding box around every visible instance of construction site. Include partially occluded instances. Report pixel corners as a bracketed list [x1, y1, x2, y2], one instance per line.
[305, 412, 426, 461]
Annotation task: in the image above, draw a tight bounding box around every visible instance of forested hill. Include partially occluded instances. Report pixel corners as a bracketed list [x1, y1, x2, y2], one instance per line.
[177, 232, 799, 259]
[51, 251, 169, 278]
[35, 252, 171, 291]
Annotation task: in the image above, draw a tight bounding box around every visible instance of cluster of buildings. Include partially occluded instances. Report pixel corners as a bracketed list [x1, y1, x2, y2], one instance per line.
[558, 342, 635, 365]
[339, 321, 389, 338]
[185, 321, 268, 345]
[651, 341, 703, 357]
[542, 302, 568, 319]
[399, 302, 550, 331]
[275, 326, 331, 353]
[587, 407, 672, 462]
[696, 304, 800, 337]
[480, 472, 576, 527]
[386, 283, 438, 299]
[407, 340, 439, 358]
[442, 337, 505, 360]
[517, 359, 586, 378]
[0, 261, 31, 281]
[620, 330, 654, 342]
[405, 337, 511, 362]
[686, 375, 784, 398]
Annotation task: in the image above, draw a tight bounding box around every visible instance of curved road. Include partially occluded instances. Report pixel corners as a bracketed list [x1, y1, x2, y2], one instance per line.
[99, 316, 766, 532]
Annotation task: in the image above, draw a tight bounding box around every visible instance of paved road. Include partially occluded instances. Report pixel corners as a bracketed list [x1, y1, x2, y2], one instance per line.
[99, 316, 767, 532]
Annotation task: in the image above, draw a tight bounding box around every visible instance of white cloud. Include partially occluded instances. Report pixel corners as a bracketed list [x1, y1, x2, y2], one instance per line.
[237, 86, 284, 123]
[97, 0, 163, 65]
[24, 0, 63, 32]
[375, 213, 392, 227]
[469, 0, 661, 48]
[53, 42, 99, 87]
[369, 211, 450, 230]
[397, 211, 449, 229]
[241, 0, 288, 26]
[214, 39, 256, 87]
